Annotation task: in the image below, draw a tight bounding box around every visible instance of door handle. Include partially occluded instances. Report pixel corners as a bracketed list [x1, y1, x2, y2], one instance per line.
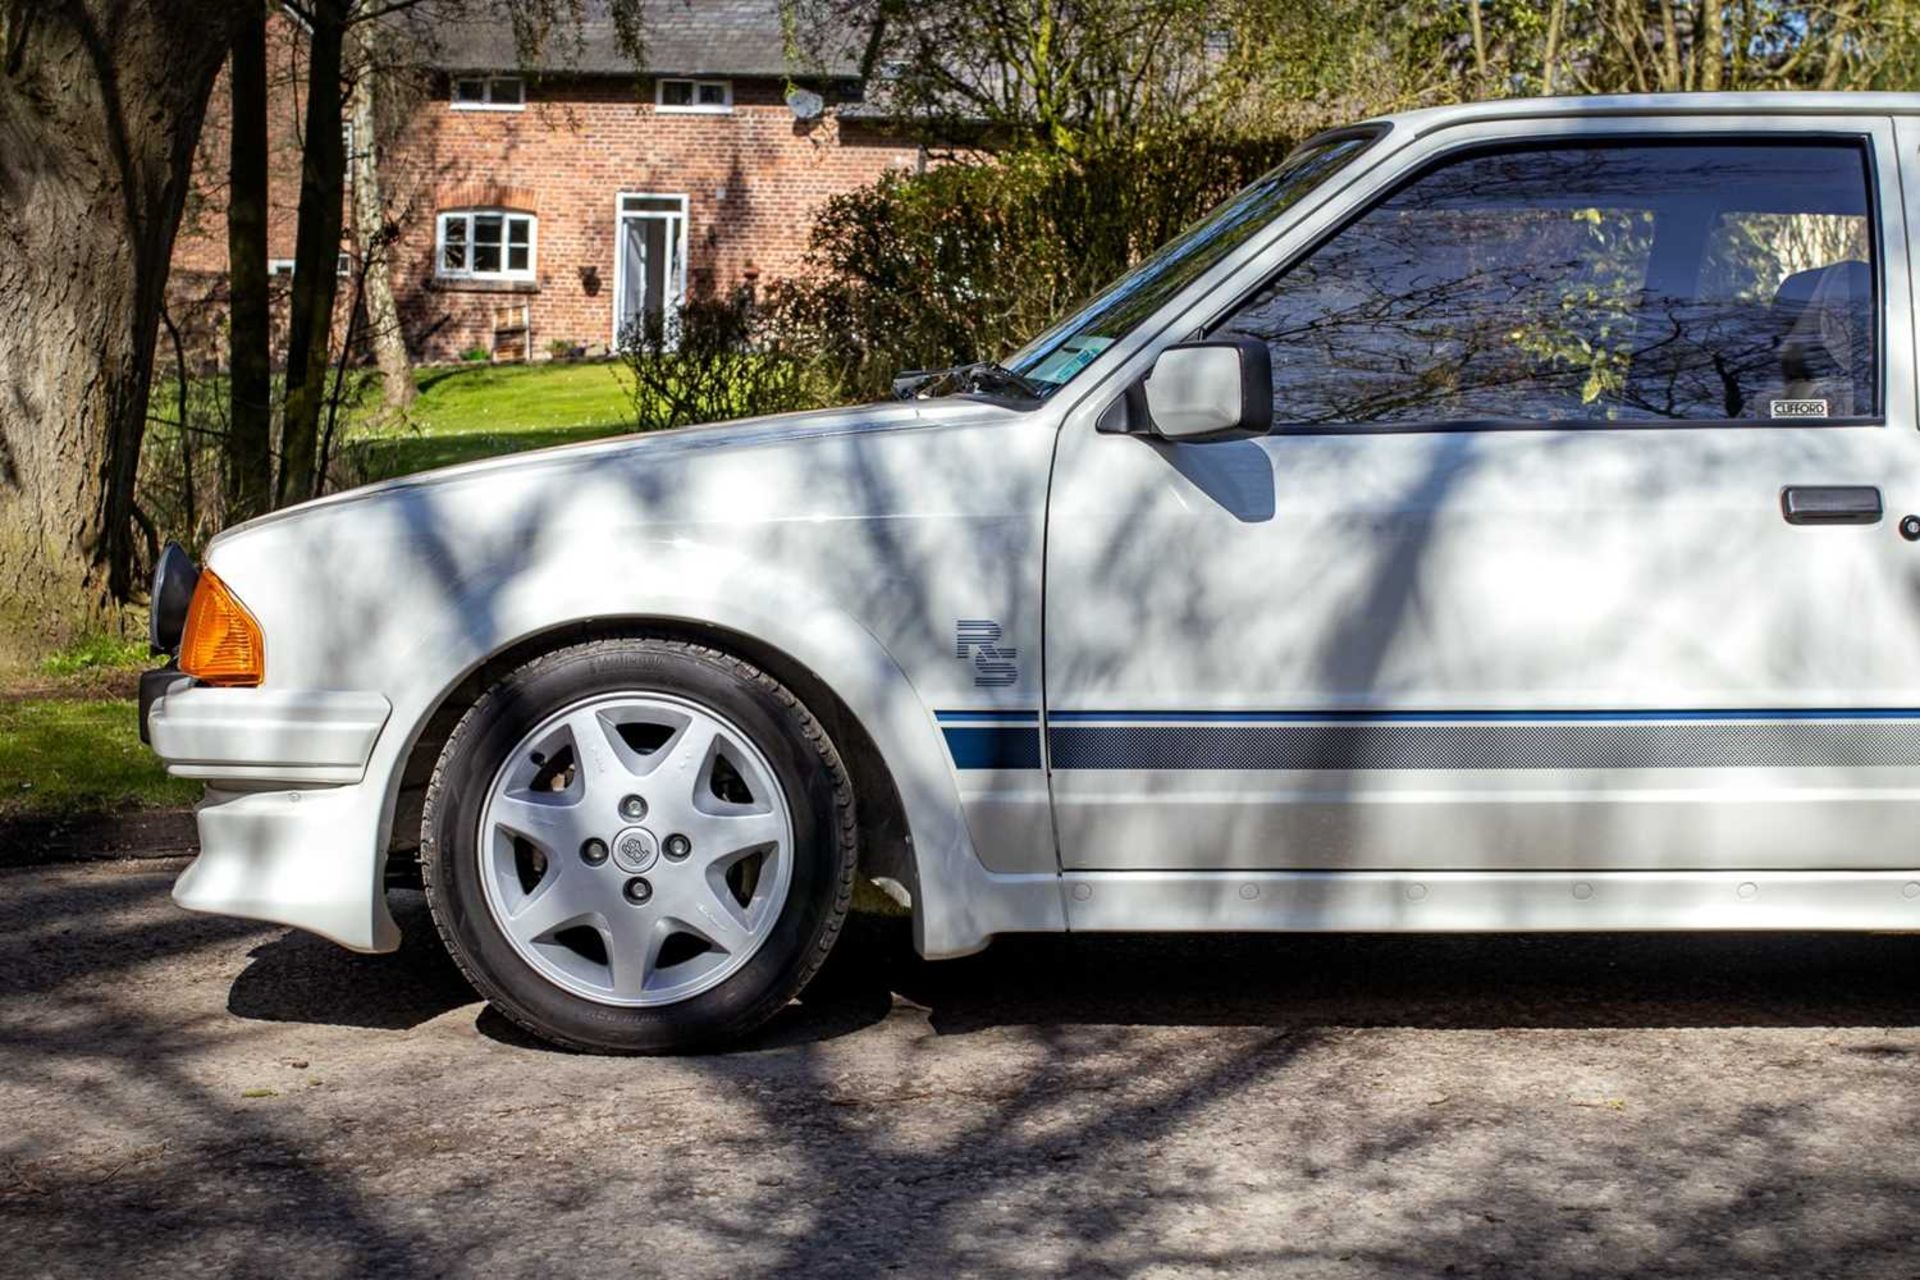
[1781, 485, 1882, 526]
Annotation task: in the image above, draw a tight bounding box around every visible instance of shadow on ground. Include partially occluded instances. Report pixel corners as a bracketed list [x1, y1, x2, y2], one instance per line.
[220, 889, 1920, 1044]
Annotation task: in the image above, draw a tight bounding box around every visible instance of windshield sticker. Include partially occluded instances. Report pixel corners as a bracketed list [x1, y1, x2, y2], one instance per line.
[1025, 336, 1113, 385]
[1769, 398, 1830, 419]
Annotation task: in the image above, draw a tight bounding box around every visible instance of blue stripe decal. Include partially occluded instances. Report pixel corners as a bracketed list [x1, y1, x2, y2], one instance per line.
[933, 709, 1920, 771]
[1045, 721, 1920, 771]
[1048, 708, 1920, 723]
[941, 725, 1044, 770]
[935, 709, 1040, 724]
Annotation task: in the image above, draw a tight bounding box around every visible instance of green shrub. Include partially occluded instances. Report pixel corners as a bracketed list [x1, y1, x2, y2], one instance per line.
[617, 281, 821, 432]
[459, 345, 491, 363]
[768, 131, 1297, 401]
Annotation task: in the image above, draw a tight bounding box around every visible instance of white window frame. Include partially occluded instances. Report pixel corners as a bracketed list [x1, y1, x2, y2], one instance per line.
[654, 78, 733, 114]
[436, 209, 538, 282]
[450, 75, 526, 111]
[612, 191, 691, 348]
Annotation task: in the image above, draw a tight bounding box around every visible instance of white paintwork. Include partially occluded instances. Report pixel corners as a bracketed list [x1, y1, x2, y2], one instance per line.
[149, 684, 390, 784]
[162, 401, 1065, 955]
[175, 785, 402, 952]
[1142, 346, 1247, 438]
[150, 93, 1920, 963]
[1048, 109, 1920, 876]
[1063, 870, 1920, 932]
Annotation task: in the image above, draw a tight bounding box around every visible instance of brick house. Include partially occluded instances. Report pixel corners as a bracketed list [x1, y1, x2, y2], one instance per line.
[173, 1, 924, 364]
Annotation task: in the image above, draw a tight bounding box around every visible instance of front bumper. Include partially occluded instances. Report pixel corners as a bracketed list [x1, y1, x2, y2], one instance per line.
[171, 783, 402, 952]
[147, 682, 392, 785]
[146, 680, 402, 953]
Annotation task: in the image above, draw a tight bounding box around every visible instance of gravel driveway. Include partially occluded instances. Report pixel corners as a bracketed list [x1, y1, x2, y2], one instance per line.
[3, 858, 1919, 1278]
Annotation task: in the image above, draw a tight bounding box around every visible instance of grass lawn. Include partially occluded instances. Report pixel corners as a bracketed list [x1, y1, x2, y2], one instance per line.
[344, 360, 640, 481]
[149, 359, 643, 485]
[0, 698, 198, 820]
[1, 639, 196, 821]
[402, 360, 635, 433]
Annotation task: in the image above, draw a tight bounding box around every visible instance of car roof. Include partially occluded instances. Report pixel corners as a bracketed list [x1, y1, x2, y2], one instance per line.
[1366, 91, 1920, 138]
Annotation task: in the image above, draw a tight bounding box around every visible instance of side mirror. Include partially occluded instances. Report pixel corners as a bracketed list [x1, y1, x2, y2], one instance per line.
[1141, 337, 1273, 442]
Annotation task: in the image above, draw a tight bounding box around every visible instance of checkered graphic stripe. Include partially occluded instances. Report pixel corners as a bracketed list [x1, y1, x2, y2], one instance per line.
[1046, 721, 1920, 771]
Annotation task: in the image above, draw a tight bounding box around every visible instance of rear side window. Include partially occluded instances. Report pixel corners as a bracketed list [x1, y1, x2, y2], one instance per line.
[1215, 139, 1878, 429]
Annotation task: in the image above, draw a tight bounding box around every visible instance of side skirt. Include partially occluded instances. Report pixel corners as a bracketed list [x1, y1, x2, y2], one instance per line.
[1060, 870, 1920, 933]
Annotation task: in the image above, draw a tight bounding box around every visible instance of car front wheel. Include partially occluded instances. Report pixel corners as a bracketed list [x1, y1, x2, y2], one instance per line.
[420, 638, 856, 1053]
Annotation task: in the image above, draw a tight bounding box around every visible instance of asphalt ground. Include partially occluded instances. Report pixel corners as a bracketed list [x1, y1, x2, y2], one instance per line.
[4, 858, 1919, 1278]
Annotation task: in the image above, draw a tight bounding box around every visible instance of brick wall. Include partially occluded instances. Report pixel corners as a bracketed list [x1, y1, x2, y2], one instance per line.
[170, 21, 925, 366]
[386, 78, 922, 361]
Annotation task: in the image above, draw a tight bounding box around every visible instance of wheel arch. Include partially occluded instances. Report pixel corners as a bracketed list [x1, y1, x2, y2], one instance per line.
[368, 530, 1064, 958]
[386, 616, 920, 917]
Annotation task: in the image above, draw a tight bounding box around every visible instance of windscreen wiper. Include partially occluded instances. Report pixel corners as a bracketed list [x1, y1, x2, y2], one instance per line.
[892, 361, 1046, 402]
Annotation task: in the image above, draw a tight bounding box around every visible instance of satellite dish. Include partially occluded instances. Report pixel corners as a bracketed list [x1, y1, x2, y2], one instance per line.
[786, 87, 825, 121]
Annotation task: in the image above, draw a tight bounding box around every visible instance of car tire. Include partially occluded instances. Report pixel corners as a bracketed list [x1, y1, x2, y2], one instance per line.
[420, 637, 857, 1053]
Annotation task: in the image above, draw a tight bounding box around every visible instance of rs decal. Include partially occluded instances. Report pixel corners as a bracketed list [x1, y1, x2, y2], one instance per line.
[956, 619, 1018, 688]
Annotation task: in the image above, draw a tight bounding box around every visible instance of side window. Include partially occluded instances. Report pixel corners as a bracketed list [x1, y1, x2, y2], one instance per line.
[1216, 139, 1878, 429]
[436, 210, 536, 281]
[656, 78, 733, 113]
[451, 76, 526, 110]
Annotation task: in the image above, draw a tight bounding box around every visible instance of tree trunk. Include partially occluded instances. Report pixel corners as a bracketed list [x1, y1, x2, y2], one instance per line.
[227, 0, 273, 521]
[0, 0, 236, 657]
[1699, 0, 1725, 91]
[1656, 0, 1683, 90]
[1542, 0, 1566, 93]
[349, 17, 414, 412]
[1464, 0, 1490, 92]
[276, 0, 348, 508]
[1730, 0, 1751, 86]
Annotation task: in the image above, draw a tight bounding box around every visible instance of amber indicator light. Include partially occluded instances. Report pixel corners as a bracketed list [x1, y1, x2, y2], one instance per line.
[178, 568, 265, 686]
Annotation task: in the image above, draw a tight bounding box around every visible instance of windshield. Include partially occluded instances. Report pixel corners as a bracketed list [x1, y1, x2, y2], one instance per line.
[1003, 128, 1381, 393]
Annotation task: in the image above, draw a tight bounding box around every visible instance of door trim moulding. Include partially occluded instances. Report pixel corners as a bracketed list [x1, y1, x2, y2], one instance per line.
[1061, 869, 1920, 933]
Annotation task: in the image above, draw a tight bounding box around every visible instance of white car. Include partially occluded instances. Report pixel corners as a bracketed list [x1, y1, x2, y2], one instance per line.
[146, 92, 1920, 1052]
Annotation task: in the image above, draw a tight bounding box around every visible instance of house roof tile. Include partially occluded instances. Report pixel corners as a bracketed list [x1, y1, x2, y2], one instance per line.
[427, 0, 868, 79]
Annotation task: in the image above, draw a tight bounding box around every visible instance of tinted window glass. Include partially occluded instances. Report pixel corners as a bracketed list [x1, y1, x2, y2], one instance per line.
[1216, 140, 1877, 428]
[1004, 130, 1378, 391]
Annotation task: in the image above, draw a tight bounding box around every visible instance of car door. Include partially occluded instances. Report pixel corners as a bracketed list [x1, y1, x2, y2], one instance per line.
[1043, 114, 1920, 897]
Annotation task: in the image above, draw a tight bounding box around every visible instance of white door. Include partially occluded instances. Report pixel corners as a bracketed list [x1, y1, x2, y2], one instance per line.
[1044, 118, 1920, 879]
[614, 193, 687, 347]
